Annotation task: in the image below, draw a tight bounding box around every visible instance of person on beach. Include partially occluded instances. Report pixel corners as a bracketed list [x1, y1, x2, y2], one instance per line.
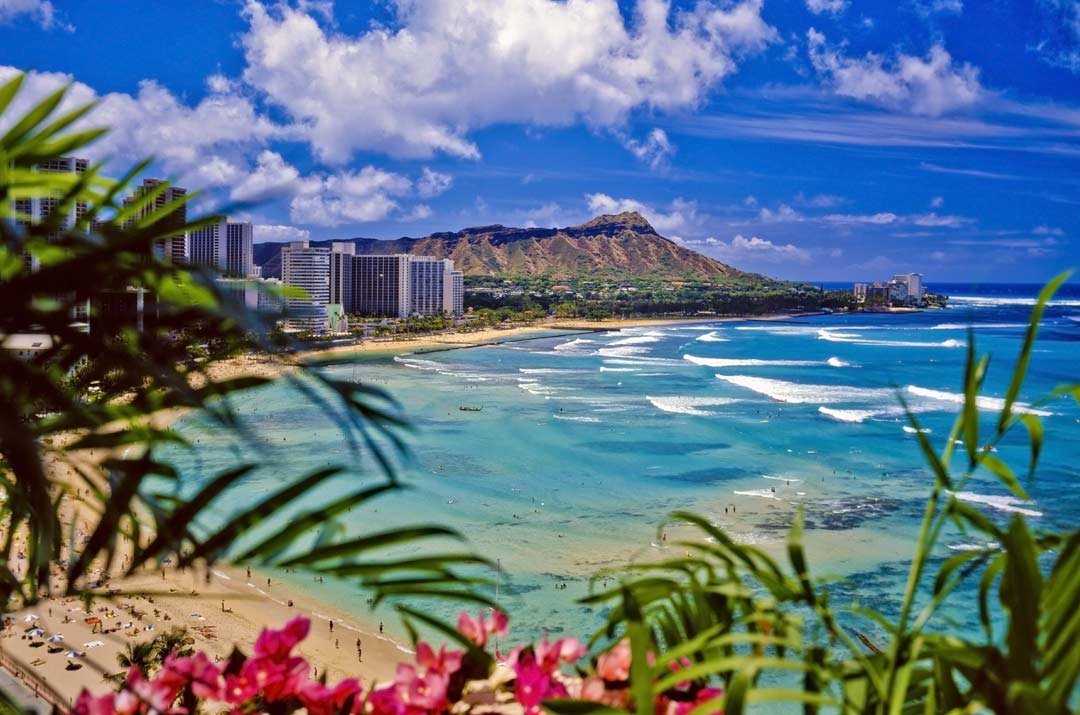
[329, 620, 334, 633]
[357, 638, 362, 662]
[379, 622, 383, 634]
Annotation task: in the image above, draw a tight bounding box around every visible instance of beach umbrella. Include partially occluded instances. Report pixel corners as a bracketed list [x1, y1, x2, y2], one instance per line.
[22, 615, 39, 622]
[46, 635, 64, 643]
[64, 650, 86, 658]
[27, 628, 45, 637]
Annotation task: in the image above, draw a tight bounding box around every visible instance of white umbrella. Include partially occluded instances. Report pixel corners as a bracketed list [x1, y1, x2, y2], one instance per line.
[22, 615, 39, 622]
[46, 635, 64, 643]
[64, 650, 85, 659]
[27, 628, 45, 637]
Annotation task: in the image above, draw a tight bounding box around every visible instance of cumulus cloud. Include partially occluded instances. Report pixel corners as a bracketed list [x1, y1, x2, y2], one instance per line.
[1034, 224, 1065, 235]
[705, 234, 811, 263]
[758, 203, 802, 222]
[254, 224, 311, 242]
[823, 210, 972, 228]
[585, 193, 702, 239]
[231, 151, 434, 227]
[416, 168, 453, 198]
[806, 0, 848, 15]
[806, 28, 982, 115]
[0, 65, 284, 188]
[239, 0, 776, 161]
[622, 127, 676, 169]
[0, 0, 66, 29]
[795, 192, 847, 207]
[930, 196, 945, 208]
[910, 0, 963, 16]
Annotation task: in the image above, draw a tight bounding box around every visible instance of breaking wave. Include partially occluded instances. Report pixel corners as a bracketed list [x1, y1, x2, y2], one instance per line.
[950, 491, 1043, 517]
[818, 329, 965, 349]
[683, 354, 822, 368]
[695, 331, 729, 343]
[906, 385, 1052, 416]
[818, 407, 879, 423]
[646, 395, 741, 416]
[715, 375, 893, 404]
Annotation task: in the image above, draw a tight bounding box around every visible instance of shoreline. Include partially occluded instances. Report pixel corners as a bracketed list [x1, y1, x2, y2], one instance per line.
[6, 310, 826, 705]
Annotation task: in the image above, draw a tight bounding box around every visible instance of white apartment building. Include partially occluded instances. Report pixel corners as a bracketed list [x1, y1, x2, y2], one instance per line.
[123, 179, 188, 262]
[329, 242, 356, 313]
[281, 241, 330, 332]
[409, 257, 450, 317]
[893, 273, 924, 301]
[443, 270, 464, 317]
[189, 220, 255, 278]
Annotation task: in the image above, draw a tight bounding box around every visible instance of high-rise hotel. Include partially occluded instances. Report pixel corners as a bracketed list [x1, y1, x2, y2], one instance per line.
[123, 179, 188, 262]
[324, 244, 463, 321]
[189, 220, 255, 277]
[281, 241, 330, 331]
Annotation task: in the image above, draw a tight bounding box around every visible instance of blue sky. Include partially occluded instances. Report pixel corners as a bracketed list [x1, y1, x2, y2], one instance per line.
[2, 0, 1079, 282]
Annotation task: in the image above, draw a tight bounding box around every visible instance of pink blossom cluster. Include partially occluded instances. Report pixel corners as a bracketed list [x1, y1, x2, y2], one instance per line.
[74, 610, 722, 715]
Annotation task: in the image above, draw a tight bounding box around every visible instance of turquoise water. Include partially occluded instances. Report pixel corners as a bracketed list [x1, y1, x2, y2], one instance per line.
[168, 286, 1080, 651]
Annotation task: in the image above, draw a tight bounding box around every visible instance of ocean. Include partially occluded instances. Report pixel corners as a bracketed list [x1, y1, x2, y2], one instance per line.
[167, 282, 1080, 654]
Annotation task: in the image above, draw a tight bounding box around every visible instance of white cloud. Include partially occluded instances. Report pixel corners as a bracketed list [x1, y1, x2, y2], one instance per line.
[930, 196, 945, 208]
[742, 195, 759, 207]
[1034, 224, 1065, 235]
[0, 0, 66, 30]
[795, 192, 847, 207]
[806, 29, 982, 115]
[585, 193, 701, 238]
[758, 203, 802, 222]
[1035, 0, 1080, 72]
[0, 65, 284, 188]
[806, 0, 848, 15]
[824, 212, 899, 224]
[912, 212, 972, 227]
[706, 234, 811, 263]
[254, 224, 311, 243]
[239, 0, 776, 161]
[911, 0, 963, 16]
[290, 166, 414, 227]
[232, 151, 428, 227]
[416, 167, 453, 198]
[622, 127, 676, 169]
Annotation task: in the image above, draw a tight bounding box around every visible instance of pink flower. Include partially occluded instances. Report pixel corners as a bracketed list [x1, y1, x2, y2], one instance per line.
[365, 685, 401, 715]
[299, 678, 362, 715]
[393, 663, 450, 713]
[229, 651, 308, 703]
[512, 648, 567, 714]
[126, 666, 182, 714]
[415, 642, 463, 676]
[253, 615, 310, 661]
[457, 612, 486, 647]
[74, 692, 117, 715]
[160, 652, 223, 700]
[597, 639, 631, 682]
[456, 609, 510, 647]
[532, 635, 587, 674]
[676, 687, 724, 715]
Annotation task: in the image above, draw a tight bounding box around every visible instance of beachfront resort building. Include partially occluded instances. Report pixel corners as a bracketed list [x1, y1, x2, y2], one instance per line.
[189, 220, 255, 278]
[854, 273, 926, 306]
[123, 179, 188, 263]
[282, 241, 331, 332]
[326, 245, 463, 319]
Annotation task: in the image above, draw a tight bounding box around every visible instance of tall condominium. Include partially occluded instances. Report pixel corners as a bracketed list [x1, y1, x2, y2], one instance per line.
[329, 242, 356, 313]
[443, 269, 464, 317]
[893, 273, 924, 300]
[281, 240, 330, 332]
[13, 156, 91, 270]
[123, 179, 187, 262]
[11, 156, 92, 327]
[409, 256, 451, 317]
[189, 219, 254, 277]
[354, 254, 411, 318]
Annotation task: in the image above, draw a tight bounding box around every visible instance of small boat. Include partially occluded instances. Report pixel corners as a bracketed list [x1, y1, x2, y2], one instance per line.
[459, 405, 483, 412]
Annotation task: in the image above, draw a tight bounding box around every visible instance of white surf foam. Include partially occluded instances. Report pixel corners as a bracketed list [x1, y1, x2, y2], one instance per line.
[609, 335, 661, 346]
[553, 414, 602, 423]
[734, 489, 784, 501]
[716, 375, 892, 404]
[818, 329, 965, 349]
[947, 542, 1000, 552]
[695, 331, 729, 343]
[950, 491, 1043, 517]
[684, 354, 823, 368]
[818, 406, 879, 423]
[902, 425, 931, 434]
[930, 322, 1027, 330]
[646, 395, 740, 416]
[599, 366, 639, 372]
[949, 296, 1080, 308]
[596, 346, 652, 358]
[906, 385, 1052, 416]
[519, 368, 586, 375]
[554, 338, 595, 352]
[762, 475, 802, 483]
[827, 356, 851, 368]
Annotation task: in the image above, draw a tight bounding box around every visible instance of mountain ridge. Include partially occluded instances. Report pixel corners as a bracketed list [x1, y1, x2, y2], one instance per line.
[253, 212, 746, 281]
